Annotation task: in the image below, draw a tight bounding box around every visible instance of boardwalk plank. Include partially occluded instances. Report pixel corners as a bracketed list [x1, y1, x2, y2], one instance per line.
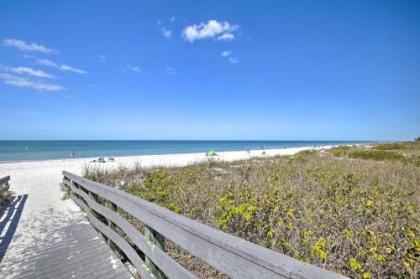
[1, 216, 132, 279]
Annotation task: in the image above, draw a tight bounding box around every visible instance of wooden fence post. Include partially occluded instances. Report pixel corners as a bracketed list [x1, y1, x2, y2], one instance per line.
[107, 201, 118, 251]
[143, 225, 166, 279]
[87, 190, 109, 244]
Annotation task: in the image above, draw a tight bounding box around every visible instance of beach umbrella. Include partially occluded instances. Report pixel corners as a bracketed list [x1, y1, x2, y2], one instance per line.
[207, 150, 218, 157]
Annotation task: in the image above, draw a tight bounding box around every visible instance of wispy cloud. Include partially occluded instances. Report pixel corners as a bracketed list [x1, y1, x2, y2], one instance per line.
[228, 57, 240, 64]
[11, 67, 55, 79]
[0, 64, 55, 78]
[120, 64, 142, 73]
[158, 20, 173, 40]
[221, 50, 240, 64]
[99, 54, 106, 63]
[217, 33, 235, 41]
[22, 54, 36, 59]
[161, 27, 172, 39]
[182, 20, 239, 42]
[221, 50, 232, 57]
[2, 38, 56, 54]
[37, 59, 87, 74]
[0, 73, 65, 91]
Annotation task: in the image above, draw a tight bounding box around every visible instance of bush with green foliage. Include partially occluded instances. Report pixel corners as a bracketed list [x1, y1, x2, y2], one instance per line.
[85, 142, 420, 278]
[329, 142, 420, 166]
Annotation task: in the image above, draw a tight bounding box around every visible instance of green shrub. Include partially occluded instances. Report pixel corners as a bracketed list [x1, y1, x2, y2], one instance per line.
[328, 146, 351, 157]
[127, 170, 182, 213]
[85, 143, 420, 278]
[329, 145, 410, 164]
[347, 149, 406, 161]
[373, 143, 406, 150]
[295, 149, 318, 158]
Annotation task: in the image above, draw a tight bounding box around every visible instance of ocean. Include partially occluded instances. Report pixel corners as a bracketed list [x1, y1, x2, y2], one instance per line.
[0, 140, 368, 162]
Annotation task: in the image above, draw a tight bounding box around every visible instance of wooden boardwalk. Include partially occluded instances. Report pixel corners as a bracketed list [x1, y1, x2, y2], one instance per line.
[0, 176, 133, 279]
[0, 216, 133, 279]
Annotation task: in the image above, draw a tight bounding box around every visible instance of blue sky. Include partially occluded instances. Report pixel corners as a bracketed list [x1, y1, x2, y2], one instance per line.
[0, 0, 419, 140]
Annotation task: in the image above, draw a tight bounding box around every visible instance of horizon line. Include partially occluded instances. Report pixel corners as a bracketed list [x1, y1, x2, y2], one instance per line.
[0, 139, 382, 142]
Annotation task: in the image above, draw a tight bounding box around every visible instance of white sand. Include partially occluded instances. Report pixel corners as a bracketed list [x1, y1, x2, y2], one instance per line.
[0, 145, 332, 272]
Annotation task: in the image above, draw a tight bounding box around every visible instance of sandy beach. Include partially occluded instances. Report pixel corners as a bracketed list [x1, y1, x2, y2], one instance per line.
[0, 145, 331, 276]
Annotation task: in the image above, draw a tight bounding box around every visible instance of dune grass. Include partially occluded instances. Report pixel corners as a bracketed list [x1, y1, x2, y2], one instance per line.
[328, 142, 420, 166]
[85, 142, 420, 278]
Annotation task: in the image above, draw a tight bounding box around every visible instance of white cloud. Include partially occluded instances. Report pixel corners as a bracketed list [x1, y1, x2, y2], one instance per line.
[158, 20, 173, 39]
[22, 54, 36, 59]
[2, 39, 56, 54]
[11, 67, 55, 79]
[61, 64, 86, 74]
[182, 20, 239, 42]
[37, 59, 87, 74]
[37, 59, 56, 67]
[120, 64, 142, 73]
[99, 54, 106, 63]
[228, 57, 240, 64]
[0, 73, 65, 91]
[217, 33, 235, 41]
[161, 27, 172, 39]
[221, 50, 239, 64]
[127, 64, 142, 73]
[221, 50, 232, 57]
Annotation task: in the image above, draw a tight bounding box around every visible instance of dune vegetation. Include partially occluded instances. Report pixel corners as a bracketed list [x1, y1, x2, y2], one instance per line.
[85, 142, 420, 278]
[0, 178, 10, 213]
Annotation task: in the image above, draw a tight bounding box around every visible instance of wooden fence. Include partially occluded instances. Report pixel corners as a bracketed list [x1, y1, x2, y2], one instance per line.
[63, 171, 347, 279]
[0, 176, 10, 199]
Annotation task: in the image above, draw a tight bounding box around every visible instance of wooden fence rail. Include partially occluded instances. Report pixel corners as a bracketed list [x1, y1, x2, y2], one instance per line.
[62, 171, 347, 279]
[0, 176, 10, 199]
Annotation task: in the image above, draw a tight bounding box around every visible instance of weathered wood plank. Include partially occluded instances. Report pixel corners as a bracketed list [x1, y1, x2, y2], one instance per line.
[64, 171, 348, 279]
[14, 236, 106, 269]
[2, 217, 132, 279]
[17, 244, 109, 279]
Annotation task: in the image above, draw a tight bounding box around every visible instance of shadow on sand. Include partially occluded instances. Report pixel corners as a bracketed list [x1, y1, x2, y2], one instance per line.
[0, 194, 28, 262]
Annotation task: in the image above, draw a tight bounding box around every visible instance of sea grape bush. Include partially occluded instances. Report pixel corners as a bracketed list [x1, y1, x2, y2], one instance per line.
[85, 142, 420, 278]
[329, 142, 420, 166]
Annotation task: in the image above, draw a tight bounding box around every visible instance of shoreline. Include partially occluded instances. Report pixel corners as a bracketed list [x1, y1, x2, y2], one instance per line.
[0, 144, 339, 166]
[0, 140, 371, 164]
[0, 145, 341, 198]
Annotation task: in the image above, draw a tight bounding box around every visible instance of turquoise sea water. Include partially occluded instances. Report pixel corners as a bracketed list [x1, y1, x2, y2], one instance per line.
[0, 141, 369, 162]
